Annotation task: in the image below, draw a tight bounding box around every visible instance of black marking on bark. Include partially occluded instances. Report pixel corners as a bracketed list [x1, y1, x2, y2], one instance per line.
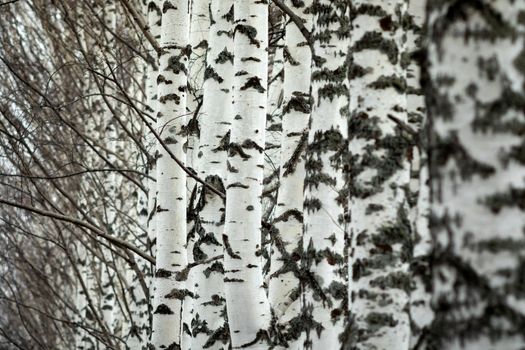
[228, 142, 251, 159]
[369, 271, 411, 293]
[368, 74, 407, 93]
[238, 329, 270, 348]
[223, 5, 234, 23]
[351, 4, 388, 19]
[154, 303, 174, 314]
[203, 324, 230, 348]
[167, 55, 188, 74]
[227, 182, 249, 189]
[274, 209, 303, 223]
[353, 31, 399, 64]
[165, 288, 194, 300]
[222, 234, 241, 259]
[224, 278, 244, 283]
[162, 1, 176, 13]
[159, 93, 181, 105]
[283, 92, 311, 114]
[282, 131, 308, 177]
[215, 48, 234, 64]
[203, 261, 225, 277]
[155, 268, 173, 278]
[480, 187, 525, 214]
[242, 139, 264, 152]
[235, 24, 260, 47]
[241, 57, 261, 62]
[157, 74, 173, 84]
[240, 76, 266, 93]
[204, 66, 224, 83]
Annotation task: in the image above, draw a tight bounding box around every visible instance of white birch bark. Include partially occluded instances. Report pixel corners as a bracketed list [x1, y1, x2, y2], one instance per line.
[268, 0, 312, 346]
[185, 0, 234, 348]
[150, 1, 190, 349]
[126, 27, 151, 347]
[185, 0, 210, 195]
[99, 1, 119, 335]
[348, 1, 411, 349]
[74, 242, 93, 350]
[75, 9, 99, 348]
[183, 0, 211, 344]
[223, 1, 272, 347]
[144, 4, 162, 345]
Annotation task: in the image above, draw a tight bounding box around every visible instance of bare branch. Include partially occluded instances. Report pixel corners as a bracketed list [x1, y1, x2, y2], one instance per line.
[0, 198, 155, 264]
[119, 0, 161, 56]
[271, 0, 312, 48]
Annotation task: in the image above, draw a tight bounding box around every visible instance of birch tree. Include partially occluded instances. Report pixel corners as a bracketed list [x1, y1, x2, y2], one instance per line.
[268, 1, 313, 346]
[425, 1, 525, 348]
[223, 0, 272, 348]
[149, 0, 190, 349]
[300, 1, 350, 348]
[348, 1, 412, 349]
[187, 0, 234, 348]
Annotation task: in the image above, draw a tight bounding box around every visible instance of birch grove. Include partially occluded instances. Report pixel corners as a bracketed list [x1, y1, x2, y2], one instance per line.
[1, 1, 524, 349]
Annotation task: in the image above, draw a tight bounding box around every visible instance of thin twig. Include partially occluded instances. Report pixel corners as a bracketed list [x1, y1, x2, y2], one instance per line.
[0, 0, 19, 7]
[0, 198, 155, 264]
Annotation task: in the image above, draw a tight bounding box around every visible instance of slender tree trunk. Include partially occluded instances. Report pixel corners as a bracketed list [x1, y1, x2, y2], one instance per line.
[406, 1, 433, 348]
[100, 0, 119, 336]
[348, 1, 412, 349]
[185, 0, 210, 191]
[223, 1, 272, 347]
[150, 1, 190, 348]
[126, 17, 151, 344]
[183, 0, 211, 345]
[74, 243, 91, 350]
[144, 2, 162, 346]
[268, 0, 312, 346]
[187, 0, 234, 348]
[425, 1, 525, 348]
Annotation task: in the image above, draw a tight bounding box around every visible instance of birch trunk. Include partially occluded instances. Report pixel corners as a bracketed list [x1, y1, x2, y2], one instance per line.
[186, 0, 234, 348]
[150, 1, 190, 348]
[300, 1, 350, 348]
[348, 1, 412, 349]
[126, 18, 151, 344]
[100, 0, 119, 335]
[183, 0, 211, 344]
[144, 3, 162, 345]
[406, 1, 433, 347]
[185, 0, 210, 192]
[426, 1, 525, 348]
[223, 1, 272, 347]
[268, 0, 312, 346]
[74, 242, 92, 350]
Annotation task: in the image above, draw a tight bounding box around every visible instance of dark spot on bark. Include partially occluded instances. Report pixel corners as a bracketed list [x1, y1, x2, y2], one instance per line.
[154, 303, 174, 314]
